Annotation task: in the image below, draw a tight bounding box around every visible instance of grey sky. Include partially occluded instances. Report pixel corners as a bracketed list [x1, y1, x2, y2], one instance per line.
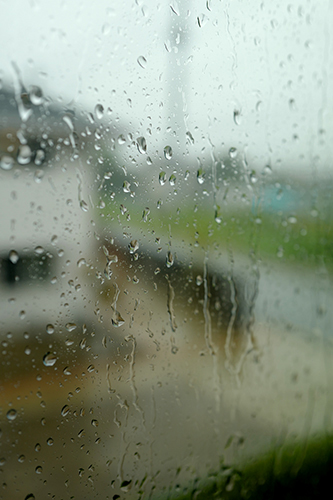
[1, 0, 332, 174]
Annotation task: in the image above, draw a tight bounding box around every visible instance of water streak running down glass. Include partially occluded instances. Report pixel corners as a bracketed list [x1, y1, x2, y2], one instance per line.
[0, 1, 333, 498]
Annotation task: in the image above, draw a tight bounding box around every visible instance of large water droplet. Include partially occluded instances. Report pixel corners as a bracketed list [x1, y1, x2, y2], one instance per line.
[6, 409, 17, 421]
[0, 155, 14, 170]
[197, 169, 205, 184]
[65, 322, 77, 332]
[186, 131, 194, 144]
[142, 207, 150, 222]
[46, 324, 54, 334]
[9, 250, 19, 264]
[112, 311, 125, 327]
[17, 145, 32, 165]
[164, 145, 172, 160]
[169, 174, 176, 186]
[34, 149, 45, 166]
[34, 169, 44, 183]
[129, 240, 139, 254]
[29, 85, 43, 105]
[229, 147, 238, 159]
[61, 405, 70, 417]
[137, 136, 147, 154]
[159, 171, 167, 186]
[137, 56, 147, 69]
[43, 352, 57, 367]
[166, 251, 174, 268]
[95, 104, 104, 120]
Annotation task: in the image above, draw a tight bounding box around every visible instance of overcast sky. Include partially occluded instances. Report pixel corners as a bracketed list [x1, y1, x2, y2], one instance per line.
[1, 0, 332, 174]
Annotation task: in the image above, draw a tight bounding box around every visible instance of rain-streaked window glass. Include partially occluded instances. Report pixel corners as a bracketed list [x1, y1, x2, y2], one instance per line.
[1, 1, 333, 498]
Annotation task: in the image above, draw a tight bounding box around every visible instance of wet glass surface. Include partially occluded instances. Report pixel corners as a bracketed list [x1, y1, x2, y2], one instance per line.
[1, 1, 333, 498]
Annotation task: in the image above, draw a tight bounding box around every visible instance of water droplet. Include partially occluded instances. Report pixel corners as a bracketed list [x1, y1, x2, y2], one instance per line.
[166, 251, 174, 268]
[196, 275, 203, 286]
[137, 56, 147, 69]
[197, 169, 205, 184]
[129, 240, 139, 254]
[35, 466, 43, 474]
[77, 258, 86, 268]
[123, 181, 131, 193]
[80, 200, 89, 212]
[29, 85, 43, 105]
[87, 364, 95, 373]
[46, 437, 54, 446]
[118, 134, 126, 145]
[34, 149, 45, 166]
[61, 405, 70, 417]
[91, 419, 99, 427]
[9, 250, 19, 264]
[95, 104, 104, 120]
[264, 165, 272, 175]
[121, 480, 132, 492]
[25, 495, 35, 500]
[229, 147, 238, 159]
[18, 454, 25, 463]
[169, 174, 176, 186]
[34, 246, 44, 255]
[250, 170, 258, 183]
[25, 346, 31, 355]
[34, 169, 44, 183]
[17, 145, 32, 165]
[43, 352, 57, 367]
[112, 310, 125, 327]
[233, 110, 242, 125]
[6, 409, 17, 421]
[142, 207, 150, 222]
[65, 323, 77, 332]
[186, 131, 194, 144]
[137, 136, 147, 154]
[159, 171, 167, 186]
[35, 443, 41, 452]
[164, 145, 172, 160]
[0, 155, 14, 170]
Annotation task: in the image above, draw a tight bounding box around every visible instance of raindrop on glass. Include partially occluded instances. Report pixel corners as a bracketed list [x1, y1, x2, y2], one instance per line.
[0, 155, 14, 170]
[197, 169, 205, 184]
[129, 240, 139, 254]
[61, 405, 70, 417]
[164, 145, 172, 160]
[17, 145, 32, 165]
[95, 104, 104, 120]
[65, 322, 77, 332]
[169, 174, 176, 186]
[137, 136, 147, 154]
[6, 409, 17, 421]
[159, 171, 167, 186]
[34, 149, 45, 166]
[112, 311, 125, 327]
[137, 56, 147, 69]
[196, 275, 203, 286]
[46, 323, 54, 335]
[229, 147, 238, 159]
[123, 181, 131, 193]
[43, 352, 57, 367]
[29, 85, 43, 105]
[34, 169, 44, 183]
[9, 250, 19, 264]
[166, 251, 174, 268]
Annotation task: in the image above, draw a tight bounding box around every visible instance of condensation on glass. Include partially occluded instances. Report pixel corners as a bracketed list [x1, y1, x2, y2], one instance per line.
[0, 1, 333, 498]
